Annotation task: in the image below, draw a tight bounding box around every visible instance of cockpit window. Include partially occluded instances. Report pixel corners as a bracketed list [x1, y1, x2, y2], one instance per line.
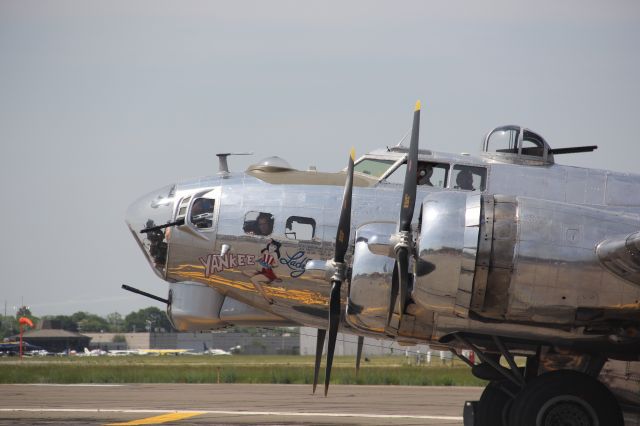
[384, 161, 449, 188]
[243, 211, 274, 236]
[354, 159, 396, 178]
[417, 162, 448, 187]
[452, 165, 486, 191]
[190, 198, 214, 229]
[285, 216, 316, 240]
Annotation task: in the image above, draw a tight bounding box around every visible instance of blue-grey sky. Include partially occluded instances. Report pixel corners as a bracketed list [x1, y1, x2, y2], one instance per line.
[1, 1, 639, 317]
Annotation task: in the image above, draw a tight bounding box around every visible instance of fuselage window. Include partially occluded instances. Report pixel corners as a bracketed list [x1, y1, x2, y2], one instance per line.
[190, 198, 214, 229]
[354, 159, 396, 178]
[385, 161, 450, 188]
[452, 165, 486, 191]
[417, 162, 449, 187]
[243, 211, 274, 236]
[285, 216, 316, 240]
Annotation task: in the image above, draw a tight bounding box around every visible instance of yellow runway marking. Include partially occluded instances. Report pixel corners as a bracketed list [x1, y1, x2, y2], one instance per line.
[106, 411, 205, 425]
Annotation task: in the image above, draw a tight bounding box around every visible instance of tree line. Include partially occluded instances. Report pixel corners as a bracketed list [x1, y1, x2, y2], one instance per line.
[0, 306, 174, 339]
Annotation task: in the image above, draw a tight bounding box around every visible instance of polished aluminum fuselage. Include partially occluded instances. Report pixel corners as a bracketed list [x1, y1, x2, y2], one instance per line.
[129, 148, 640, 355]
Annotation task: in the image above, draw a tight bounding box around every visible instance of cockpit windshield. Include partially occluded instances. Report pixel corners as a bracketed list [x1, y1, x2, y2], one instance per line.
[354, 159, 396, 178]
[125, 184, 177, 278]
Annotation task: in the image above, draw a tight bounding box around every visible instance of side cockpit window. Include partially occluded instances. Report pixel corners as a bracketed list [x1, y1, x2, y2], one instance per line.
[452, 165, 486, 192]
[243, 211, 274, 236]
[417, 162, 449, 188]
[190, 198, 214, 229]
[285, 216, 316, 240]
[385, 161, 449, 188]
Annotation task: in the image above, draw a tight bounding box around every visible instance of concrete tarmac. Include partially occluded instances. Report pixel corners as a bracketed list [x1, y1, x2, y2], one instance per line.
[0, 383, 483, 425]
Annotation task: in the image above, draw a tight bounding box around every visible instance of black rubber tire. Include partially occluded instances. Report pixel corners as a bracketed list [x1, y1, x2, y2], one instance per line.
[507, 369, 623, 426]
[475, 380, 517, 426]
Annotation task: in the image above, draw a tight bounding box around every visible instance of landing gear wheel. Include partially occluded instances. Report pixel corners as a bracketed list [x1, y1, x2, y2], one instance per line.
[475, 380, 517, 426]
[507, 370, 623, 426]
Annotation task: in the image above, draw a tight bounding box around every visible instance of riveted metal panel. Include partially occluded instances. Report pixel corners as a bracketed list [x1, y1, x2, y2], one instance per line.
[413, 192, 480, 318]
[470, 196, 494, 311]
[481, 197, 517, 319]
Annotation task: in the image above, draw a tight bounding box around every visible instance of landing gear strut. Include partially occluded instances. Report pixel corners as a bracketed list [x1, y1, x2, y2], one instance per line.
[454, 334, 623, 426]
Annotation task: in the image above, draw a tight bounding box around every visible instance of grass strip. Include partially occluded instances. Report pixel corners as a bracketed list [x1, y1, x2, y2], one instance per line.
[0, 362, 484, 386]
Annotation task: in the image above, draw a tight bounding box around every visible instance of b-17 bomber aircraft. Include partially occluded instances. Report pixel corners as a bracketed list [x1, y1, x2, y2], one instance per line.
[125, 102, 640, 426]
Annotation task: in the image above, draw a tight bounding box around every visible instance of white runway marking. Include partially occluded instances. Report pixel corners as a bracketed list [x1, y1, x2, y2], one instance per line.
[11, 384, 125, 387]
[0, 408, 463, 421]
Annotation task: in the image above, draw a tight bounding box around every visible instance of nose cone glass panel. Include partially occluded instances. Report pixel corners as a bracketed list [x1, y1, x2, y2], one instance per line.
[125, 184, 177, 278]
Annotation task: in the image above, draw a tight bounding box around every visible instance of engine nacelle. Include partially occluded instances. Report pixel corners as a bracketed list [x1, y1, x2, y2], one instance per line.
[348, 190, 640, 338]
[168, 281, 292, 331]
[414, 192, 640, 326]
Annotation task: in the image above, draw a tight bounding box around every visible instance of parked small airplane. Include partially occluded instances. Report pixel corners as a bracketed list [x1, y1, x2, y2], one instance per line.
[106, 349, 140, 356]
[125, 102, 640, 425]
[201, 342, 231, 355]
[83, 347, 107, 356]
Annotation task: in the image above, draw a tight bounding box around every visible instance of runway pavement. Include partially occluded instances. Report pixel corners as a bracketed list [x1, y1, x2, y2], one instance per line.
[0, 383, 483, 425]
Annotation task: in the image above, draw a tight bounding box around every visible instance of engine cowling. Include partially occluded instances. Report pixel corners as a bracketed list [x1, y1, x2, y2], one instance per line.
[412, 191, 482, 318]
[346, 222, 396, 335]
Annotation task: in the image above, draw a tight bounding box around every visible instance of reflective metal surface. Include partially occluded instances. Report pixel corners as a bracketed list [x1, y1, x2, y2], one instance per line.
[503, 197, 640, 325]
[219, 296, 294, 326]
[412, 191, 480, 318]
[168, 281, 293, 331]
[168, 281, 226, 331]
[346, 222, 396, 334]
[127, 132, 640, 357]
[597, 231, 640, 286]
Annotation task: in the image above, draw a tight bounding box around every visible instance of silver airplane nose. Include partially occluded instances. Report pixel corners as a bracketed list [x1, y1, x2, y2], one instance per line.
[125, 184, 177, 279]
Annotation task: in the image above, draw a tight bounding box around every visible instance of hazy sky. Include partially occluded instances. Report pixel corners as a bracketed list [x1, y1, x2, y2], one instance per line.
[1, 1, 639, 317]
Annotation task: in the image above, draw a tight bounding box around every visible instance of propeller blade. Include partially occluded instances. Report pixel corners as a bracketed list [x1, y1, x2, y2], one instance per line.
[334, 149, 355, 263]
[355, 336, 364, 376]
[312, 329, 326, 394]
[324, 149, 355, 396]
[396, 247, 410, 322]
[324, 279, 342, 396]
[388, 101, 421, 328]
[387, 260, 399, 327]
[399, 101, 421, 232]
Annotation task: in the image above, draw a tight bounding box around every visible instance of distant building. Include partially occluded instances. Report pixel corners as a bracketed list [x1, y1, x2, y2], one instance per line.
[85, 329, 299, 355]
[12, 328, 91, 353]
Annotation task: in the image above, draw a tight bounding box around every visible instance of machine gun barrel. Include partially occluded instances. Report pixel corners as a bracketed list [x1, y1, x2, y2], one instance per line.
[549, 145, 598, 155]
[139, 218, 185, 234]
[121, 284, 169, 305]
